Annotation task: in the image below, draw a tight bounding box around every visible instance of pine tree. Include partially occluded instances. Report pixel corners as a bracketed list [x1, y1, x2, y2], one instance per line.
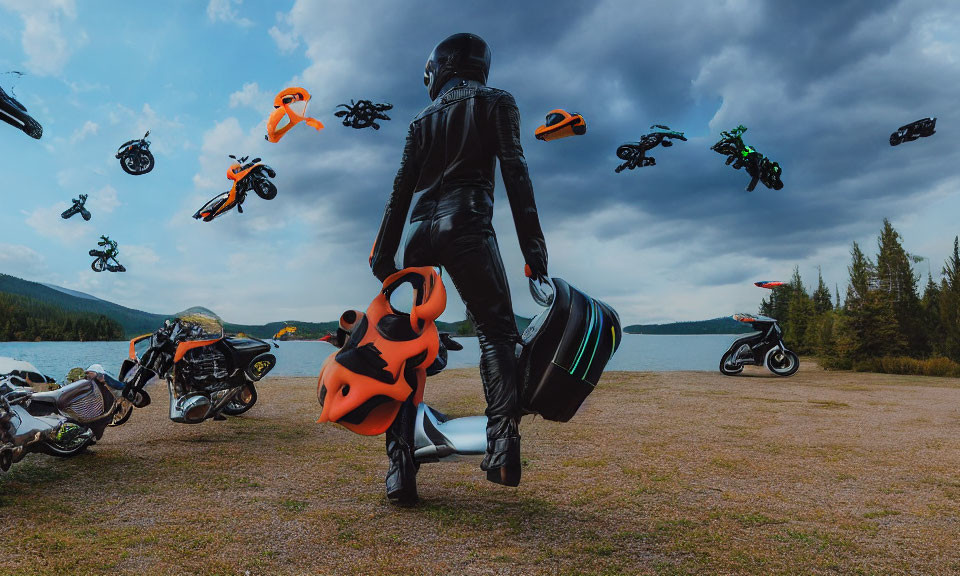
[939, 237, 960, 361]
[876, 219, 925, 355]
[922, 273, 942, 356]
[812, 266, 833, 314]
[784, 266, 812, 350]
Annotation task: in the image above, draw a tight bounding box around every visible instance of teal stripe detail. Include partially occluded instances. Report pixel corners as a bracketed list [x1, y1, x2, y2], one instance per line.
[570, 296, 595, 374]
[582, 301, 603, 380]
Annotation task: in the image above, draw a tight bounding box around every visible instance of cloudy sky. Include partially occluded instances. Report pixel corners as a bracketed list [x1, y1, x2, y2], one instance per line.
[0, 0, 958, 326]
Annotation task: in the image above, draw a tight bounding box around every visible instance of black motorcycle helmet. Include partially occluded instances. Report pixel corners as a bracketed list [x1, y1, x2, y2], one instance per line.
[424, 33, 491, 100]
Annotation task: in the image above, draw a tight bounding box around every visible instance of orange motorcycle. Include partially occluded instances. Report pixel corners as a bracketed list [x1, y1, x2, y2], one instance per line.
[193, 154, 277, 222]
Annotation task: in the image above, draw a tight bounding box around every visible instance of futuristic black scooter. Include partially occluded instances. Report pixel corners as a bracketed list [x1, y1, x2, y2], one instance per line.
[719, 313, 799, 377]
[0, 85, 42, 139]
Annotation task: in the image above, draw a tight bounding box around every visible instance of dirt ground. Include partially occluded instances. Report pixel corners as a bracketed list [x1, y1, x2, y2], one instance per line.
[2, 362, 959, 575]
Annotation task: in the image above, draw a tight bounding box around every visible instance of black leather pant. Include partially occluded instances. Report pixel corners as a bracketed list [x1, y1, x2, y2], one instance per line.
[385, 189, 521, 479]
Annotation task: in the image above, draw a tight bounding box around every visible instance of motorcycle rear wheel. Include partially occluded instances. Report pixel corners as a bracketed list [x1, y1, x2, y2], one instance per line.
[109, 404, 134, 427]
[221, 384, 257, 416]
[766, 349, 799, 377]
[38, 426, 93, 457]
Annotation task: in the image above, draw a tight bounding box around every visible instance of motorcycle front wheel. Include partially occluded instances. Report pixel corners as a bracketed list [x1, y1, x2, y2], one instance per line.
[719, 351, 744, 376]
[138, 152, 155, 174]
[221, 384, 257, 416]
[766, 349, 799, 377]
[91, 258, 106, 272]
[254, 178, 278, 200]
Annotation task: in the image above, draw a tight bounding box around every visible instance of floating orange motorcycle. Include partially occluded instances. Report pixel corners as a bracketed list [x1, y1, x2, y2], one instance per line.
[193, 154, 277, 222]
[534, 109, 586, 141]
[265, 87, 324, 143]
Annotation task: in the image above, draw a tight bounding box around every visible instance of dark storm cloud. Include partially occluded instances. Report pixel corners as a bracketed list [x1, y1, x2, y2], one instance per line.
[260, 0, 958, 311]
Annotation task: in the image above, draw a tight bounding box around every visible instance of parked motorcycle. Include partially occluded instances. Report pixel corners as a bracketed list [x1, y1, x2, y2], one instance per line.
[0, 369, 117, 472]
[193, 155, 277, 222]
[0, 84, 42, 140]
[116, 131, 155, 175]
[61, 194, 91, 221]
[120, 307, 277, 424]
[719, 313, 799, 377]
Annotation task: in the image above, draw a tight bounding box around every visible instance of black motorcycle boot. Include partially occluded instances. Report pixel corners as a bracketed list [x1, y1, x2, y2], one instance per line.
[385, 401, 419, 505]
[480, 416, 521, 487]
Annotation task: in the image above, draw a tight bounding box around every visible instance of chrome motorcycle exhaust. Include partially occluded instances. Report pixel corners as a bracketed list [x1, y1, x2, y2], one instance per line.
[412, 403, 486, 464]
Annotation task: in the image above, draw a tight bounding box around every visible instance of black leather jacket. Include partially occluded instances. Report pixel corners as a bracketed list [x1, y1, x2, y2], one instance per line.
[371, 80, 547, 280]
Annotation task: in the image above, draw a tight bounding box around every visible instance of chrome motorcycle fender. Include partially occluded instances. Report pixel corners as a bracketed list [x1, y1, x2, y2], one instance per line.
[9, 405, 66, 446]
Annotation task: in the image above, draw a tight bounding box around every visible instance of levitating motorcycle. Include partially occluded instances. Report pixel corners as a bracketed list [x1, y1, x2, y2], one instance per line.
[120, 308, 277, 424]
[61, 194, 91, 221]
[0, 368, 117, 472]
[89, 235, 125, 273]
[719, 313, 799, 377]
[193, 155, 277, 222]
[615, 125, 686, 172]
[711, 125, 783, 192]
[0, 79, 42, 140]
[116, 131, 155, 175]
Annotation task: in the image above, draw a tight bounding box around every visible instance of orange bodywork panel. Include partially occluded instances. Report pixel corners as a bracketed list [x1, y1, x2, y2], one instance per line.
[266, 87, 324, 143]
[317, 267, 445, 436]
[128, 333, 153, 360]
[535, 109, 587, 141]
[173, 337, 223, 363]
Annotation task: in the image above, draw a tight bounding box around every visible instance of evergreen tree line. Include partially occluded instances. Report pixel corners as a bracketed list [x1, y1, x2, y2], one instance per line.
[760, 219, 960, 377]
[0, 292, 124, 342]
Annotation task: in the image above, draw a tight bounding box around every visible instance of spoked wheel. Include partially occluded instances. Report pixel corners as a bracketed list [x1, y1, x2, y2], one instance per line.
[719, 351, 744, 376]
[138, 152, 155, 174]
[39, 424, 93, 457]
[766, 349, 799, 377]
[91, 258, 106, 272]
[121, 154, 139, 175]
[221, 384, 257, 416]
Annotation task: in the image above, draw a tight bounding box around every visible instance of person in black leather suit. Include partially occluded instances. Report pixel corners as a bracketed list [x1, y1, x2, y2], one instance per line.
[370, 33, 548, 504]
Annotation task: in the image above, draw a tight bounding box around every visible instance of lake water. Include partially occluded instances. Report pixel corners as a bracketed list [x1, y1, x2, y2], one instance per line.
[0, 335, 743, 381]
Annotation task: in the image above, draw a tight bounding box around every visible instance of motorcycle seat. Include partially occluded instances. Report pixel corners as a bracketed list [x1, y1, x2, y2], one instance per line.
[30, 379, 96, 410]
[224, 337, 270, 364]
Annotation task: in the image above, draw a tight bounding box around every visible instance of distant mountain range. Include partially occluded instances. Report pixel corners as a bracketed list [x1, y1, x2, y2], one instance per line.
[2, 273, 748, 340]
[624, 316, 753, 335]
[0, 273, 526, 340]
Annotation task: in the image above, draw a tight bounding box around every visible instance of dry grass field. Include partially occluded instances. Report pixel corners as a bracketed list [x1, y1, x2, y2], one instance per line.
[2, 362, 959, 575]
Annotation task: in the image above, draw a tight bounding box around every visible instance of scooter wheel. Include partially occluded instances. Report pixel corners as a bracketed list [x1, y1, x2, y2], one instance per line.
[719, 351, 743, 376]
[766, 349, 799, 377]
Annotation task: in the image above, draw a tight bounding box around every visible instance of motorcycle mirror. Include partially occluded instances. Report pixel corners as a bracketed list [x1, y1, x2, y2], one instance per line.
[229, 155, 237, 160]
[144, 130, 150, 138]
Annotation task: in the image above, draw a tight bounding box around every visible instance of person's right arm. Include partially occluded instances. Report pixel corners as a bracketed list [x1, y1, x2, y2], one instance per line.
[371, 125, 418, 281]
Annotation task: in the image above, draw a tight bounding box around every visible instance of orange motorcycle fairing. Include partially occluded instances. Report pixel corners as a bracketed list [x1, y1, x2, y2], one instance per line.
[316, 267, 446, 436]
[128, 333, 153, 360]
[266, 87, 324, 143]
[173, 337, 224, 364]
